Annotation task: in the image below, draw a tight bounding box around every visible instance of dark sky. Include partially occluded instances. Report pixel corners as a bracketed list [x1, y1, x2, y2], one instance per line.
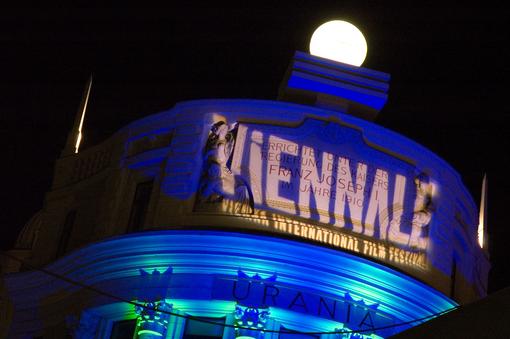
[1, 5, 508, 292]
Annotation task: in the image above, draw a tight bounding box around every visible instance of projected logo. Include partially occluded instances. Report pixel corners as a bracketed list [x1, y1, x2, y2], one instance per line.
[197, 119, 435, 268]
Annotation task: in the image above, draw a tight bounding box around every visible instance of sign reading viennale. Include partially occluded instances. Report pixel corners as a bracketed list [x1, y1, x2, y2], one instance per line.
[197, 119, 435, 269]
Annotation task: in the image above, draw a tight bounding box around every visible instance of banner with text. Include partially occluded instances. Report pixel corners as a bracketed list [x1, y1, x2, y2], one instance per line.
[229, 119, 435, 262]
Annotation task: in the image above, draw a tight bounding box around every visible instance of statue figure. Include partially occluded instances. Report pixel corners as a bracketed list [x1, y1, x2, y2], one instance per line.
[409, 173, 434, 249]
[197, 121, 253, 214]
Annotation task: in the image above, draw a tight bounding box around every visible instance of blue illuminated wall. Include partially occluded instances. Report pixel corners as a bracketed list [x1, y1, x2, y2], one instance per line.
[3, 97, 488, 338]
[4, 231, 457, 338]
[117, 99, 487, 300]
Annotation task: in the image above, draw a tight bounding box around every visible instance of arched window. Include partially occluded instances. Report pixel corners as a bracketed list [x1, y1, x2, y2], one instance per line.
[127, 180, 154, 232]
[56, 210, 77, 257]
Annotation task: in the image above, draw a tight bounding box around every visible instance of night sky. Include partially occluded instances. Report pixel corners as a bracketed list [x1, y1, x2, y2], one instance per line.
[1, 5, 508, 293]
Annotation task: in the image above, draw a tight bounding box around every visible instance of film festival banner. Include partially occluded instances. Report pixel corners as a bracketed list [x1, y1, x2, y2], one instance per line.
[196, 119, 435, 269]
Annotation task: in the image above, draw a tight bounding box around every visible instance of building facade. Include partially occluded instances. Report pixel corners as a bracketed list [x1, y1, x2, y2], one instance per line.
[1, 53, 489, 338]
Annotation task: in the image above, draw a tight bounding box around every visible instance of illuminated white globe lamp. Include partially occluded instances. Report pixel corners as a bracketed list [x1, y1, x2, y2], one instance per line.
[310, 20, 368, 67]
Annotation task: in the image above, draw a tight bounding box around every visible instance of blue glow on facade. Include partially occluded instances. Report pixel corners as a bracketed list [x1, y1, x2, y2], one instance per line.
[287, 71, 387, 110]
[5, 231, 457, 337]
[112, 99, 482, 283]
[292, 60, 390, 92]
[135, 300, 172, 338]
[3, 97, 488, 338]
[293, 51, 391, 82]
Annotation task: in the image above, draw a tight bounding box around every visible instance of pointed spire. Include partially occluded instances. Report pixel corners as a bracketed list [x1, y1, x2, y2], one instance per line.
[62, 74, 93, 157]
[477, 173, 488, 249]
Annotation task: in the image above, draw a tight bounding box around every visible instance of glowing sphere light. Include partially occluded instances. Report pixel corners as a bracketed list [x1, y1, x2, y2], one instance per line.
[310, 20, 367, 66]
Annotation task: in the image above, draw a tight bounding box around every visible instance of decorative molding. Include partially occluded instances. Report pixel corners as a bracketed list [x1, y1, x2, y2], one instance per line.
[135, 300, 173, 338]
[237, 270, 277, 283]
[235, 304, 270, 339]
[4, 231, 457, 338]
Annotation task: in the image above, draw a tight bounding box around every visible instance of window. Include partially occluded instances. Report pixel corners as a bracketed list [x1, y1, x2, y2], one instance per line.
[110, 319, 137, 339]
[182, 317, 225, 339]
[127, 180, 154, 232]
[450, 257, 457, 298]
[56, 210, 77, 257]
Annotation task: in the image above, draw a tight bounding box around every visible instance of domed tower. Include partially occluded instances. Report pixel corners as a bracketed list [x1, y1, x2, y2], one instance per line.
[1, 47, 489, 338]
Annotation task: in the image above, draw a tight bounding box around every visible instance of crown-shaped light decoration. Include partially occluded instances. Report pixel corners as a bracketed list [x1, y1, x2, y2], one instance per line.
[237, 269, 277, 283]
[137, 266, 173, 302]
[344, 293, 379, 310]
[139, 266, 173, 280]
[234, 304, 270, 339]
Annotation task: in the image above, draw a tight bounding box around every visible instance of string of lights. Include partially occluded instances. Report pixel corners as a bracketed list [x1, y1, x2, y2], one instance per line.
[1, 250, 459, 335]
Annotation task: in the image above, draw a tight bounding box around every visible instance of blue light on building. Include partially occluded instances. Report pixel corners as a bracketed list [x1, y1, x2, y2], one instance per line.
[0, 51, 489, 338]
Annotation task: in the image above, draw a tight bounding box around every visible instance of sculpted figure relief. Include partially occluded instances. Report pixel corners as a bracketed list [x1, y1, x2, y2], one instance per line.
[197, 121, 253, 214]
[408, 173, 434, 249]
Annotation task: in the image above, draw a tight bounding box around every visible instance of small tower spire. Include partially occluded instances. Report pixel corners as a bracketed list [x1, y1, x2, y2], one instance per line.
[62, 74, 93, 156]
[477, 173, 488, 249]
